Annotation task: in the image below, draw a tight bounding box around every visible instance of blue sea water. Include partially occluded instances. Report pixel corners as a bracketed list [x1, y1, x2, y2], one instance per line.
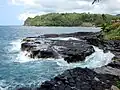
[0, 26, 114, 90]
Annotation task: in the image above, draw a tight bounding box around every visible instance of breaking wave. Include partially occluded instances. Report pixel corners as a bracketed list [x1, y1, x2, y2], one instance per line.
[48, 37, 80, 41]
[10, 39, 114, 69]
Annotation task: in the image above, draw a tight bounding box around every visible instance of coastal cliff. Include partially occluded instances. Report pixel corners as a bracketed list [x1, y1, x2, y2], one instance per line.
[19, 32, 120, 90]
[18, 23, 120, 90]
[24, 13, 120, 27]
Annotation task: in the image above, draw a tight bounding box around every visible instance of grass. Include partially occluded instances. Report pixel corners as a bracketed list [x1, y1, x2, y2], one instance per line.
[116, 80, 120, 89]
[102, 22, 120, 40]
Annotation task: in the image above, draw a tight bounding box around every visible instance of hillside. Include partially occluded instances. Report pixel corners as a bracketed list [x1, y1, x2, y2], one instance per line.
[24, 13, 120, 27]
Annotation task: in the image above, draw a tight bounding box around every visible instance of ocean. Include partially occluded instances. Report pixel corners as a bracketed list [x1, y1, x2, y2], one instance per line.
[0, 26, 114, 90]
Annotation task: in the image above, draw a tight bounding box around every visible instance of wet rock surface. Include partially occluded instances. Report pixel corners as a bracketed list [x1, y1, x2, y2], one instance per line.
[21, 32, 95, 63]
[18, 68, 120, 90]
[39, 68, 120, 90]
[19, 32, 120, 90]
[80, 32, 120, 72]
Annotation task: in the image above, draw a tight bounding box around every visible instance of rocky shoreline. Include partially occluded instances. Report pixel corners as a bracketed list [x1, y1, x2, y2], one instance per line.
[18, 32, 120, 90]
[21, 33, 95, 63]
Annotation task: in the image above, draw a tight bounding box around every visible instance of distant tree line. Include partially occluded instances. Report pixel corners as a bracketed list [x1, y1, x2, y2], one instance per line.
[24, 13, 120, 27]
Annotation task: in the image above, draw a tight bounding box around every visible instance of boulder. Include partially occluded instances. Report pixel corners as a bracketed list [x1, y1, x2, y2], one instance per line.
[19, 31, 120, 90]
[21, 37, 95, 63]
[38, 67, 120, 90]
[21, 43, 37, 51]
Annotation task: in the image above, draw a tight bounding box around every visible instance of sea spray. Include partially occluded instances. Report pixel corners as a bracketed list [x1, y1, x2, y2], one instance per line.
[68, 46, 114, 68]
[10, 39, 21, 52]
[55, 48, 114, 69]
[48, 37, 80, 41]
[0, 26, 103, 90]
[10, 39, 114, 69]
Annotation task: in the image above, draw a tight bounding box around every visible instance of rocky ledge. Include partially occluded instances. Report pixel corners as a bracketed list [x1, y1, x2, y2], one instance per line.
[82, 32, 120, 72]
[18, 67, 120, 90]
[21, 32, 95, 63]
[19, 32, 120, 90]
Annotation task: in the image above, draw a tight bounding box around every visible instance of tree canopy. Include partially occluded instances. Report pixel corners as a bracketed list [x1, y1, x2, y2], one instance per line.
[24, 13, 120, 27]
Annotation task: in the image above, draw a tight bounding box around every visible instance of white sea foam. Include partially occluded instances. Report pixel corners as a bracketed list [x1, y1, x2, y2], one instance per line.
[10, 39, 21, 52]
[15, 51, 33, 63]
[48, 37, 80, 41]
[10, 39, 114, 68]
[0, 80, 8, 90]
[14, 51, 60, 63]
[56, 46, 114, 69]
[9, 39, 36, 63]
[9, 39, 30, 63]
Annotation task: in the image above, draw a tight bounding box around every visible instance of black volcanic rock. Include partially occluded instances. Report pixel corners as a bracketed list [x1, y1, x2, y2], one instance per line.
[116, 14, 120, 16]
[18, 68, 120, 90]
[42, 68, 119, 90]
[38, 68, 120, 90]
[19, 31, 120, 90]
[21, 35, 95, 63]
[52, 40, 95, 63]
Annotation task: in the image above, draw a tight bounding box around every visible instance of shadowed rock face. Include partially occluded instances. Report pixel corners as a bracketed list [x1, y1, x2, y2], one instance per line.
[77, 32, 120, 74]
[18, 68, 120, 90]
[21, 33, 95, 63]
[84, 35, 120, 59]
[19, 32, 120, 90]
[83, 33, 120, 74]
[39, 68, 119, 90]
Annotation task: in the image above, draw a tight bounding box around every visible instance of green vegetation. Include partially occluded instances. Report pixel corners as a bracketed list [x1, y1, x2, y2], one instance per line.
[24, 13, 120, 27]
[116, 80, 120, 89]
[112, 58, 120, 61]
[101, 22, 120, 40]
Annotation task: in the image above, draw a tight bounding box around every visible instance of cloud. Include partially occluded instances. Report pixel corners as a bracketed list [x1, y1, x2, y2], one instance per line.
[11, 0, 120, 21]
[11, 0, 37, 6]
[18, 12, 46, 21]
[102, 0, 120, 14]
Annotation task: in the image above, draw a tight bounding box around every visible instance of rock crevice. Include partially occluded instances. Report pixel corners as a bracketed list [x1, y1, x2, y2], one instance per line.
[21, 33, 96, 63]
[19, 32, 120, 90]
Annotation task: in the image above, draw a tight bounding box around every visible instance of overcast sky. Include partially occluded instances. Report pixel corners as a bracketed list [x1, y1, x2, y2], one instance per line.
[0, 0, 120, 25]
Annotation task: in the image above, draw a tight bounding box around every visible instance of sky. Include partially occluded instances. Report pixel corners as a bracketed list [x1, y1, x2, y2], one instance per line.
[0, 0, 120, 25]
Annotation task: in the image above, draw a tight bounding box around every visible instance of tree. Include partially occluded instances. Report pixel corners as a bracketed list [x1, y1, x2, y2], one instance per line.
[92, 0, 101, 4]
[24, 13, 120, 27]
